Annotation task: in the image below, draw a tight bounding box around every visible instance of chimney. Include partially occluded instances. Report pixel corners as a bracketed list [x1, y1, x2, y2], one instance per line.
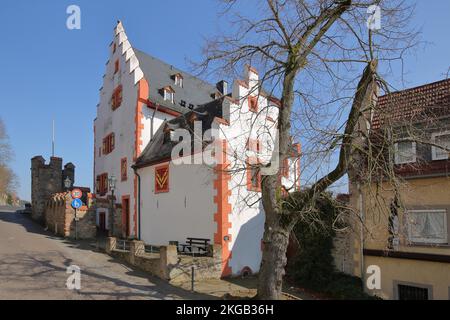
[216, 80, 228, 96]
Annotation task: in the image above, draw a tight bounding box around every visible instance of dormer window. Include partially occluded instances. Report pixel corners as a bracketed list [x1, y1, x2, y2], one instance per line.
[431, 131, 450, 160]
[163, 86, 175, 104]
[174, 73, 183, 88]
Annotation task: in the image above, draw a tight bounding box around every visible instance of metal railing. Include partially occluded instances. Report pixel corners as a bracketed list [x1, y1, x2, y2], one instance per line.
[116, 239, 130, 251]
[144, 245, 160, 254]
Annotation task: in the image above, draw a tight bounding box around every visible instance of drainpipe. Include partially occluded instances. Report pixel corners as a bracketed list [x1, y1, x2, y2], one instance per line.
[133, 166, 142, 240]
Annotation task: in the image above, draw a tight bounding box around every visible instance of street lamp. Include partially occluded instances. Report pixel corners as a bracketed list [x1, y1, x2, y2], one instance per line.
[108, 174, 117, 236]
[64, 177, 72, 190]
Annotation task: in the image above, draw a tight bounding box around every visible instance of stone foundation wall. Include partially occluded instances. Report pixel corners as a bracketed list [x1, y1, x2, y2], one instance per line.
[105, 238, 222, 282]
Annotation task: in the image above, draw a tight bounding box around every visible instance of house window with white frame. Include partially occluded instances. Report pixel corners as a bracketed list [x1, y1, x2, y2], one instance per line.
[164, 88, 174, 103]
[431, 131, 450, 160]
[174, 74, 183, 88]
[394, 140, 416, 164]
[407, 209, 448, 244]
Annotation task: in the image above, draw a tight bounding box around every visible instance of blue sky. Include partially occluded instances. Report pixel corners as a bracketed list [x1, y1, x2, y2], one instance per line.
[0, 1, 449, 201]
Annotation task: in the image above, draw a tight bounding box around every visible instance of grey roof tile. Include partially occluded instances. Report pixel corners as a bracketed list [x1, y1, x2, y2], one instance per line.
[134, 49, 217, 114]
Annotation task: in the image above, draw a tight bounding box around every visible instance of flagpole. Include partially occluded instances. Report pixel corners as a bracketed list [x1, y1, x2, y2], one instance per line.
[52, 119, 55, 157]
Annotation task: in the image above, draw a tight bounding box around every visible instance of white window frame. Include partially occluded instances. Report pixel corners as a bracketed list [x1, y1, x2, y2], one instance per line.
[164, 89, 174, 103]
[431, 131, 450, 161]
[406, 209, 448, 245]
[175, 75, 183, 88]
[394, 140, 416, 164]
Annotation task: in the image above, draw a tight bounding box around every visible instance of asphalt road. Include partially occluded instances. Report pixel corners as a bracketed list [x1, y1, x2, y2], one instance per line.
[0, 210, 211, 300]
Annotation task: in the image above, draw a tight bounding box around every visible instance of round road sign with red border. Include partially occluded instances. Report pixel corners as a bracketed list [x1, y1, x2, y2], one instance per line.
[71, 188, 83, 199]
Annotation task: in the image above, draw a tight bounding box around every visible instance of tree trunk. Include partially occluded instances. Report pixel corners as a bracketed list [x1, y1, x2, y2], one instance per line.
[257, 220, 290, 299]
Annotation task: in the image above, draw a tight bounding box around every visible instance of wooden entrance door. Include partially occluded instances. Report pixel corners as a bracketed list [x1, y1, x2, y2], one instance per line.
[99, 212, 106, 231]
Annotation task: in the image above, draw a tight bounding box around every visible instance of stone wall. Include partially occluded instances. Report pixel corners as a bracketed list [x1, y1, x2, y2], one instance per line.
[31, 156, 75, 222]
[105, 237, 222, 282]
[45, 192, 96, 239]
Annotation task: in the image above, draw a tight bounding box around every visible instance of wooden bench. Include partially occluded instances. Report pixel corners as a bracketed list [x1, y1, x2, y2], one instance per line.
[180, 237, 210, 255]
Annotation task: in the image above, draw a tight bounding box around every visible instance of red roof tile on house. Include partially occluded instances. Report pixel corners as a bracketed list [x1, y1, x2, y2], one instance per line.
[372, 78, 450, 129]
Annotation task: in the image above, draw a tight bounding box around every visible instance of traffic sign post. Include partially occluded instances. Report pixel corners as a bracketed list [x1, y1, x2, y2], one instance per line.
[71, 188, 83, 200]
[71, 199, 82, 240]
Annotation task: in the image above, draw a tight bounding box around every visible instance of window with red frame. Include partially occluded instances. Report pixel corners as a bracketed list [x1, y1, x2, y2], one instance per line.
[155, 164, 169, 193]
[247, 138, 261, 153]
[247, 159, 262, 192]
[103, 133, 115, 155]
[114, 60, 119, 74]
[248, 96, 258, 112]
[96, 173, 108, 195]
[121, 158, 127, 181]
[111, 85, 123, 110]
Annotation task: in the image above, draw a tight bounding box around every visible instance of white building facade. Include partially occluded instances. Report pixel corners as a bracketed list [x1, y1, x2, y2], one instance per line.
[94, 22, 300, 276]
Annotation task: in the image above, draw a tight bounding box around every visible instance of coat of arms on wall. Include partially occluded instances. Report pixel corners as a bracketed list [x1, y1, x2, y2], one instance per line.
[155, 164, 169, 193]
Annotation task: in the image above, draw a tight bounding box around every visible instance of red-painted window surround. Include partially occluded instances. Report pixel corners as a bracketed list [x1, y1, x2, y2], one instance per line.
[248, 96, 258, 113]
[112, 85, 123, 110]
[121, 158, 127, 181]
[247, 138, 261, 153]
[103, 133, 115, 155]
[96, 173, 108, 195]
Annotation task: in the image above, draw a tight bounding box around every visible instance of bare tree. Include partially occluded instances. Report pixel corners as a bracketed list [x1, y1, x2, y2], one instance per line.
[197, 0, 418, 299]
[0, 117, 18, 197]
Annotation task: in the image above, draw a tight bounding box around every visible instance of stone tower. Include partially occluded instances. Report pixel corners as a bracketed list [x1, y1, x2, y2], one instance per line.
[31, 156, 76, 222]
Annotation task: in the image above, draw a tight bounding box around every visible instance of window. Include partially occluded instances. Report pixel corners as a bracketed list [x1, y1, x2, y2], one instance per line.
[407, 210, 447, 244]
[96, 173, 108, 195]
[112, 43, 116, 53]
[111, 85, 123, 110]
[155, 164, 169, 193]
[174, 74, 183, 87]
[247, 139, 261, 153]
[398, 284, 430, 300]
[432, 131, 450, 160]
[180, 100, 186, 107]
[164, 88, 174, 103]
[121, 158, 127, 181]
[103, 133, 115, 155]
[248, 96, 258, 112]
[247, 158, 261, 192]
[394, 141, 416, 164]
[114, 60, 119, 74]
